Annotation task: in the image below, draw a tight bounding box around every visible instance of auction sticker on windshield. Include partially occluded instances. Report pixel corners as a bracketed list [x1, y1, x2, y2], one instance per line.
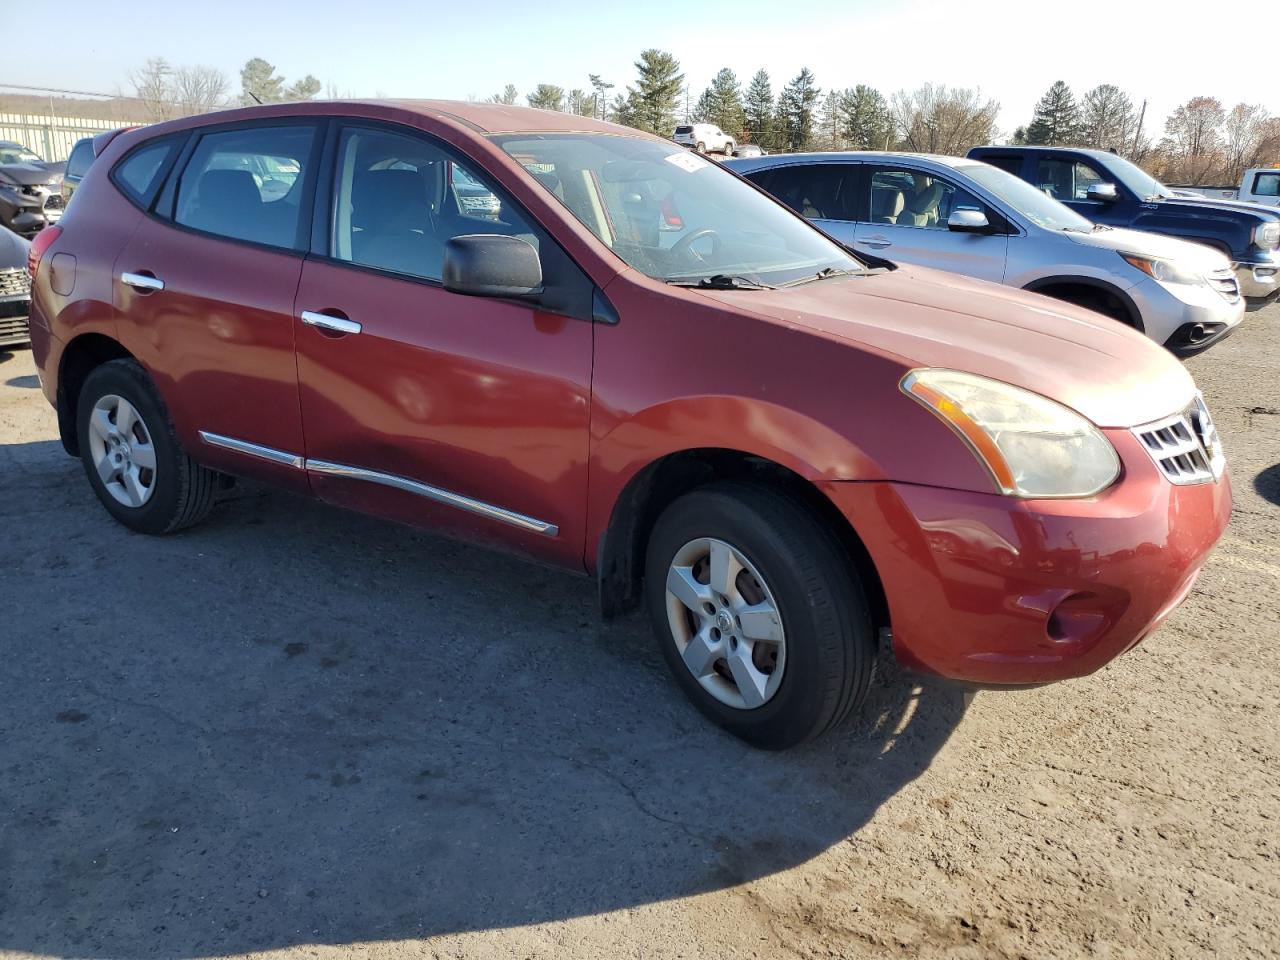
[665, 152, 711, 174]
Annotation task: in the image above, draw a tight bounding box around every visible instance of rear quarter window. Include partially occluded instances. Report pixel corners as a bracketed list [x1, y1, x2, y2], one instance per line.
[111, 138, 180, 208]
[65, 140, 94, 180]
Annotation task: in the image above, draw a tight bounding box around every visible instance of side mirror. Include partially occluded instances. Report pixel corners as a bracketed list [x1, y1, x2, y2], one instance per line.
[1086, 182, 1118, 202]
[443, 234, 542, 298]
[947, 207, 991, 233]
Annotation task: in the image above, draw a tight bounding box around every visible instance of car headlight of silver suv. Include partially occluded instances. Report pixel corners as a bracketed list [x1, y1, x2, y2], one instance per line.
[1253, 221, 1280, 250]
[1119, 252, 1205, 286]
[902, 369, 1121, 499]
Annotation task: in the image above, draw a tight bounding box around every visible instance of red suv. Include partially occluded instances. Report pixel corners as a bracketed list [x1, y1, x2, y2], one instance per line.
[27, 102, 1231, 749]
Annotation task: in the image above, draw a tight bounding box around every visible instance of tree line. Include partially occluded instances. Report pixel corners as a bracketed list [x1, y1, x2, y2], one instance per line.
[122, 52, 1279, 187]
[1016, 80, 1278, 185]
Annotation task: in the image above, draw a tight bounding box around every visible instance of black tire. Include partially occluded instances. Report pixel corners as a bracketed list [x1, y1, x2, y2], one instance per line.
[76, 358, 219, 534]
[1046, 288, 1132, 327]
[724, 141, 735, 156]
[695, 141, 707, 154]
[644, 481, 875, 750]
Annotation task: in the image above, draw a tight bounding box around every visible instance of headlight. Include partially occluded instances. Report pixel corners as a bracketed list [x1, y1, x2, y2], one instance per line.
[1254, 221, 1280, 250]
[902, 369, 1121, 498]
[1119, 252, 1204, 286]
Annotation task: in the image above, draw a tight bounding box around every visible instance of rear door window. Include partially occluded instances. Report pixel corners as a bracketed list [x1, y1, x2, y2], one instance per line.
[173, 125, 316, 250]
[752, 164, 858, 221]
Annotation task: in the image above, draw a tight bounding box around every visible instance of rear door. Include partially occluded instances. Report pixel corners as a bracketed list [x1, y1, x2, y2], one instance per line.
[852, 164, 1008, 283]
[747, 162, 862, 245]
[113, 120, 322, 492]
[291, 122, 594, 568]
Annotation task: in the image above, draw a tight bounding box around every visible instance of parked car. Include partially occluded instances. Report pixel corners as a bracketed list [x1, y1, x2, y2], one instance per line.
[673, 123, 735, 155]
[967, 146, 1280, 308]
[28, 101, 1230, 749]
[1238, 168, 1280, 207]
[0, 225, 31, 348]
[62, 129, 141, 207]
[0, 140, 66, 237]
[728, 152, 1244, 356]
[733, 143, 766, 159]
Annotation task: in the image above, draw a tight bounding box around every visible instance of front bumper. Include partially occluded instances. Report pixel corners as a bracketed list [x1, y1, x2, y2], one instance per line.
[1, 186, 62, 236]
[821, 429, 1232, 686]
[1128, 275, 1245, 358]
[1234, 256, 1280, 302]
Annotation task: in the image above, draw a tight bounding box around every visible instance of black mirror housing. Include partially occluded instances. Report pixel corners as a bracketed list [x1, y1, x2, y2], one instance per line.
[443, 235, 543, 298]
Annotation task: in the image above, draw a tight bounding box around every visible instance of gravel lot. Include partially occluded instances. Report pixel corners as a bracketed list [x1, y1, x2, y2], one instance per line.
[1, 306, 1277, 960]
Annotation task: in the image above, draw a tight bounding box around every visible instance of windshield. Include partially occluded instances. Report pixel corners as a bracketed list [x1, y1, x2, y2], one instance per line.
[493, 133, 862, 285]
[1102, 154, 1174, 200]
[957, 161, 1095, 232]
[0, 145, 42, 164]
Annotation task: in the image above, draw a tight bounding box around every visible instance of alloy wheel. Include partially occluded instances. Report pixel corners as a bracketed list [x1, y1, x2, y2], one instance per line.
[86, 394, 157, 508]
[664, 537, 786, 710]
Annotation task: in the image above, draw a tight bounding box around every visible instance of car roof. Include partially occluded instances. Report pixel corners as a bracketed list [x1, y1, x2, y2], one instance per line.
[970, 145, 1117, 159]
[136, 99, 657, 140]
[727, 151, 980, 168]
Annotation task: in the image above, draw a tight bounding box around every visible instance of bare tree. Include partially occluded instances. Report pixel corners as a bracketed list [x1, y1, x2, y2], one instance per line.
[130, 58, 174, 122]
[891, 84, 999, 156]
[1080, 84, 1138, 154]
[1222, 103, 1273, 181]
[171, 65, 228, 116]
[1160, 96, 1225, 182]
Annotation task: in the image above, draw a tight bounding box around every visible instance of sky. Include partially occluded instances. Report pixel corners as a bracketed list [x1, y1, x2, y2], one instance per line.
[13, 0, 1265, 136]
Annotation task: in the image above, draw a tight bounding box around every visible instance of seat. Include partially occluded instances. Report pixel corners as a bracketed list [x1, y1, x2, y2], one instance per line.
[871, 187, 904, 224]
[186, 169, 263, 238]
[350, 169, 444, 277]
[899, 178, 946, 227]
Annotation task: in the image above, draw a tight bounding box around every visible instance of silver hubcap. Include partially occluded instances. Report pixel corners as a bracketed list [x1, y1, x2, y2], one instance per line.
[87, 394, 157, 508]
[664, 537, 786, 710]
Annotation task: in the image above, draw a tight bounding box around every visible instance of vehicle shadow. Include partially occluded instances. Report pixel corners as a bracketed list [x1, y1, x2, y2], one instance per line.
[4, 373, 38, 388]
[1, 439, 969, 958]
[1254, 463, 1280, 506]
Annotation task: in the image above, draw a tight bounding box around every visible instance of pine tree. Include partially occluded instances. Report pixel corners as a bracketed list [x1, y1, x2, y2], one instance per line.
[240, 58, 285, 104]
[744, 69, 775, 148]
[702, 68, 746, 138]
[527, 84, 566, 112]
[620, 49, 684, 135]
[489, 84, 519, 105]
[1027, 81, 1083, 146]
[840, 85, 894, 150]
[776, 67, 821, 152]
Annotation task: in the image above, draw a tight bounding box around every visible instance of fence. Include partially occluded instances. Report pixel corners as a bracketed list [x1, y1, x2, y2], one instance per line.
[0, 113, 147, 162]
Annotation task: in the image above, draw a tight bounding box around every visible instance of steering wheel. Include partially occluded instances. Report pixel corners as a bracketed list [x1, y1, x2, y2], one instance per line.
[670, 227, 721, 264]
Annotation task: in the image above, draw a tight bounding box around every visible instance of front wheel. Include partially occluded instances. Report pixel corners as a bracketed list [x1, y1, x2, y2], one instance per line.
[645, 482, 875, 749]
[77, 359, 220, 534]
[695, 141, 707, 154]
[723, 141, 735, 156]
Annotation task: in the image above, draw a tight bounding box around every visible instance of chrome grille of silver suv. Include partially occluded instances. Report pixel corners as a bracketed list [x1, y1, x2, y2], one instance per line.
[1132, 394, 1226, 485]
[1207, 267, 1240, 303]
[0, 267, 30, 298]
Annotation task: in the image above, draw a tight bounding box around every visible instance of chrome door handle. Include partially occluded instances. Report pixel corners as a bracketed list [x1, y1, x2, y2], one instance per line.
[300, 311, 362, 335]
[122, 271, 164, 291]
[857, 236, 892, 249]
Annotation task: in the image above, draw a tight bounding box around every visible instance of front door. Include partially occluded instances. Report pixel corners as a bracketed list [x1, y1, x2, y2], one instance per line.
[1031, 153, 1131, 226]
[293, 123, 594, 568]
[852, 165, 1009, 283]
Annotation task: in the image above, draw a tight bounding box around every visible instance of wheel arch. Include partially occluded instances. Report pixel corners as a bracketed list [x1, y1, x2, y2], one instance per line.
[55, 332, 137, 456]
[1023, 275, 1144, 332]
[594, 447, 890, 635]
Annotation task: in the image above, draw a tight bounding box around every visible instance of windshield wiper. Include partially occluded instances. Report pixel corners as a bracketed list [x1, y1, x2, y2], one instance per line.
[781, 266, 863, 287]
[665, 274, 775, 290]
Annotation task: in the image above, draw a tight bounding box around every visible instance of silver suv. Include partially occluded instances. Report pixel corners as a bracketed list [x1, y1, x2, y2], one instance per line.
[728, 152, 1245, 356]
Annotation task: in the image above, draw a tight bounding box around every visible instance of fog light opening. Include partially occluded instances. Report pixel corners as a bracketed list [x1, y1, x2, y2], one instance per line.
[1046, 592, 1112, 647]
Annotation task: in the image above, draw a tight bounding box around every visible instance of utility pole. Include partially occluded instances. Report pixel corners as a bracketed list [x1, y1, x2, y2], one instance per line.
[1130, 99, 1147, 160]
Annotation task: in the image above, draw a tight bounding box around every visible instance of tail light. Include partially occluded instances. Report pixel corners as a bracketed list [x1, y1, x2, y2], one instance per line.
[660, 194, 683, 229]
[28, 224, 62, 280]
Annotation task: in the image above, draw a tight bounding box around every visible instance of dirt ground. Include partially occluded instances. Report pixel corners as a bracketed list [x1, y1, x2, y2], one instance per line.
[1, 305, 1277, 960]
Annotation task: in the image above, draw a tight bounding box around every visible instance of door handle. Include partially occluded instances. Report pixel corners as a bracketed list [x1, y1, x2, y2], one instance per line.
[122, 271, 165, 292]
[857, 236, 892, 249]
[300, 310, 362, 335]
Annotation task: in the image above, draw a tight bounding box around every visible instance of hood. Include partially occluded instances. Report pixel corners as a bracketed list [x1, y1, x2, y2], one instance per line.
[0, 225, 28, 268]
[697, 266, 1195, 429]
[1150, 195, 1280, 224]
[1065, 225, 1232, 272]
[0, 162, 63, 186]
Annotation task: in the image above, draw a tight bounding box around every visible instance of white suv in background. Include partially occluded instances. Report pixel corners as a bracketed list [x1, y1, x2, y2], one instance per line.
[673, 123, 735, 156]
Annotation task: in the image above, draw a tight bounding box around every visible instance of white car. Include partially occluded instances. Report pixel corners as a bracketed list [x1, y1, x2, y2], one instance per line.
[673, 123, 735, 156]
[1239, 168, 1280, 207]
[728, 151, 1246, 357]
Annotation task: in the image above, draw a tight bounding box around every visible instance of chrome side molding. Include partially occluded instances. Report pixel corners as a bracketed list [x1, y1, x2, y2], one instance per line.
[199, 431, 305, 468]
[307, 459, 559, 537]
[198, 431, 557, 537]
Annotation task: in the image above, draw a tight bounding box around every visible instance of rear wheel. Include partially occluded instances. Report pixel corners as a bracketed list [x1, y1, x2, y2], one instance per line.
[77, 359, 219, 534]
[644, 482, 875, 749]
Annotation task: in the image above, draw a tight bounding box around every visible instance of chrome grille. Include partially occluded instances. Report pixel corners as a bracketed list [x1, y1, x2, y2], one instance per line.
[1207, 267, 1240, 303]
[0, 267, 29, 298]
[1132, 394, 1225, 485]
[0, 313, 29, 344]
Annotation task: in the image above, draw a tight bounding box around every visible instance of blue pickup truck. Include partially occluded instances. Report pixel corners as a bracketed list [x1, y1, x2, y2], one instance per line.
[968, 145, 1280, 309]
